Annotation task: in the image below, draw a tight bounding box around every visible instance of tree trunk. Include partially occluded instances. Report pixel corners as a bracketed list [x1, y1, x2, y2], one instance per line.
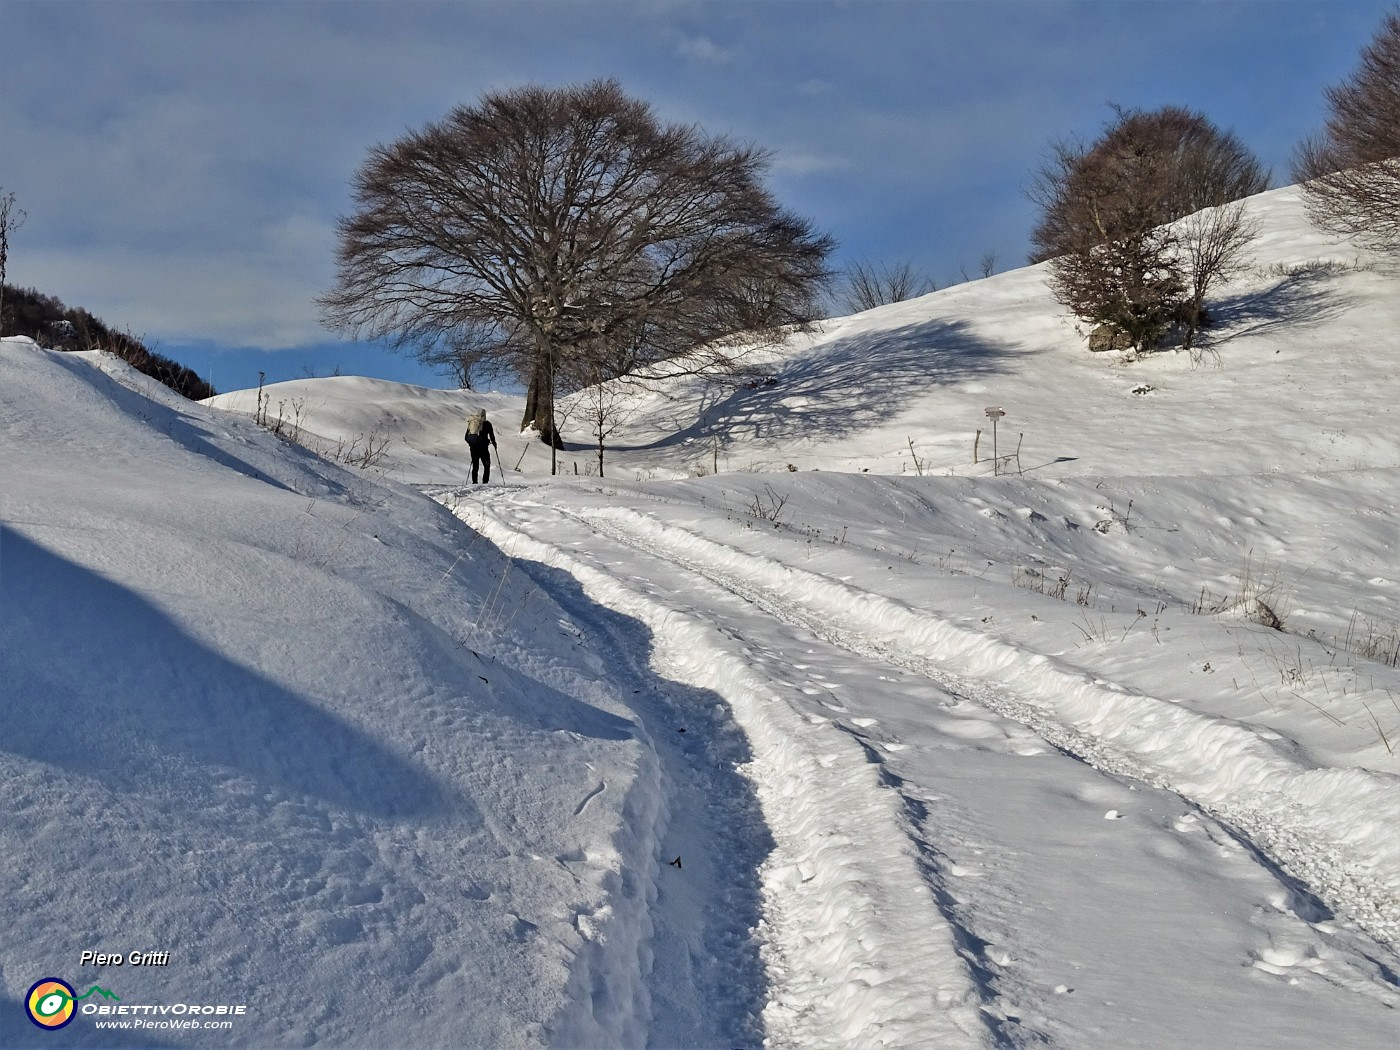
[1181, 294, 1205, 354]
[521, 356, 563, 449]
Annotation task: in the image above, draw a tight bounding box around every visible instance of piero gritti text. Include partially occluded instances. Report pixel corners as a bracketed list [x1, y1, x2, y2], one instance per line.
[80, 950, 170, 967]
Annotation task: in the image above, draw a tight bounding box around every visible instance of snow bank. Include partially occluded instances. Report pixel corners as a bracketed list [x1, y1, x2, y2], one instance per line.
[0, 339, 669, 1047]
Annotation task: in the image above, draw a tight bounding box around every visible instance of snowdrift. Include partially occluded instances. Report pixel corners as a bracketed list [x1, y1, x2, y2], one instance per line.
[0, 339, 680, 1047]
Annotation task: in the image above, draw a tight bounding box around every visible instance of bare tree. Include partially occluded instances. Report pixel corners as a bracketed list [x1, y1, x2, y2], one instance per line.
[1029, 106, 1268, 355]
[840, 259, 935, 313]
[1175, 201, 1260, 356]
[1293, 11, 1400, 252]
[572, 357, 643, 479]
[0, 190, 27, 334]
[319, 80, 833, 470]
[956, 251, 1001, 283]
[413, 322, 522, 391]
[1049, 227, 1185, 357]
[1030, 106, 1269, 264]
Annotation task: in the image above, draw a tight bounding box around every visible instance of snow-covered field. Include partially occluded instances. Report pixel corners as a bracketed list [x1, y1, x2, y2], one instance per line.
[4, 187, 1398, 1048]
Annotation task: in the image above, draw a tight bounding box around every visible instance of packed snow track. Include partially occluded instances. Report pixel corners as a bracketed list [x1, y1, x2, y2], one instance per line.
[436, 481, 1400, 1050]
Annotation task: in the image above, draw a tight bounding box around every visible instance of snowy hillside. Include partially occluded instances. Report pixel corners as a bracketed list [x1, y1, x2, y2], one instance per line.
[6, 185, 1400, 1048]
[0, 344, 677, 1048]
[209, 186, 1397, 487]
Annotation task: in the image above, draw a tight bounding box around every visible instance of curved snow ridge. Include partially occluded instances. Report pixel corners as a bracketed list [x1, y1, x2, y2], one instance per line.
[465, 501, 991, 1050]
[572, 504, 1400, 955]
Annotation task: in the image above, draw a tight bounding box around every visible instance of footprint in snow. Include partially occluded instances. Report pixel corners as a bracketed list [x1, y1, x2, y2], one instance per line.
[1249, 943, 1327, 979]
[1104, 809, 1126, 820]
[849, 716, 879, 728]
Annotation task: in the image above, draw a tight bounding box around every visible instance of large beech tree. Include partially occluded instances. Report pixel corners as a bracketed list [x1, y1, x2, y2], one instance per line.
[320, 80, 833, 457]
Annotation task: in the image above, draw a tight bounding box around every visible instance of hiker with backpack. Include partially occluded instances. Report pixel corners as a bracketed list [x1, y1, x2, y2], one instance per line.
[464, 409, 499, 484]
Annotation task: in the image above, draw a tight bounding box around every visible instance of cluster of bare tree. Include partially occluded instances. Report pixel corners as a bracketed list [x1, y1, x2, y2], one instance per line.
[319, 79, 833, 466]
[1029, 8, 1398, 358]
[1293, 10, 1400, 253]
[837, 252, 999, 315]
[840, 260, 937, 314]
[1028, 105, 1269, 357]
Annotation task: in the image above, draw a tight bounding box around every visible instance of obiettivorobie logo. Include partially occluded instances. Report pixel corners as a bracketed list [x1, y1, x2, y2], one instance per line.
[25, 978, 120, 1030]
[26, 973, 249, 1034]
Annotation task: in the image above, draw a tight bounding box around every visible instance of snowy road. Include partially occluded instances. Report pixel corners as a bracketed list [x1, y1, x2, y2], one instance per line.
[439, 481, 1400, 1050]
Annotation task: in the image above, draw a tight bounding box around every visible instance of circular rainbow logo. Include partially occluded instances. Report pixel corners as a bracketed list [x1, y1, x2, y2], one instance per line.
[26, 978, 77, 1030]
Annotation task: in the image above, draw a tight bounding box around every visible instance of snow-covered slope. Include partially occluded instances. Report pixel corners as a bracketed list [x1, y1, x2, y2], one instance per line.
[208, 186, 1397, 487]
[8, 185, 1400, 1048]
[0, 341, 681, 1048]
[205, 377, 523, 489]
[424, 184, 1400, 1047]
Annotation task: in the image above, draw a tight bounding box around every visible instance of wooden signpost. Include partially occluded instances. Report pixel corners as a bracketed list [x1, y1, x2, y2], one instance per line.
[985, 406, 1004, 469]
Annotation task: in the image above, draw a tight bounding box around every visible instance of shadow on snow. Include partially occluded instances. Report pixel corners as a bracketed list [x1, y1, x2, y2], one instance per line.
[1, 525, 457, 820]
[504, 554, 774, 1050]
[607, 317, 1020, 454]
[1208, 262, 1357, 346]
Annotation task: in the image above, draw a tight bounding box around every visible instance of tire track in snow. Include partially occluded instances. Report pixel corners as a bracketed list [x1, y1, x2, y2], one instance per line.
[556, 501, 1400, 965]
[456, 492, 993, 1050]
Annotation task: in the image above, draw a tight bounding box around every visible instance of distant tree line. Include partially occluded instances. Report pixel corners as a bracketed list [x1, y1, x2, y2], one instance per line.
[2, 284, 217, 400]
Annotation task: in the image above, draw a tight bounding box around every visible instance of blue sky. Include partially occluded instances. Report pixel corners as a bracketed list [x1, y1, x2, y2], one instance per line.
[1, 0, 1393, 393]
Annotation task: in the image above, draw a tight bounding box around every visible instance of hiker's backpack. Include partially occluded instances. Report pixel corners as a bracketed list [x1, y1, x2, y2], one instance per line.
[466, 414, 485, 438]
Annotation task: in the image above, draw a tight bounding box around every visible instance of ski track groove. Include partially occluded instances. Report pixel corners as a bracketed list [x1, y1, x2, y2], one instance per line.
[525, 556, 773, 1049]
[454, 489, 994, 1050]
[543, 495, 1400, 964]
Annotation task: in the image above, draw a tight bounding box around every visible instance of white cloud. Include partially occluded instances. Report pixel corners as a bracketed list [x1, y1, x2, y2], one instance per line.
[15, 213, 339, 351]
[770, 148, 854, 176]
[675, 34, 737, 65]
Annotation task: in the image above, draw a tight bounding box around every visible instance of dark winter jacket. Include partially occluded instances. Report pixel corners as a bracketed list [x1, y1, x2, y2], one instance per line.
[465, 412, 498, 450]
